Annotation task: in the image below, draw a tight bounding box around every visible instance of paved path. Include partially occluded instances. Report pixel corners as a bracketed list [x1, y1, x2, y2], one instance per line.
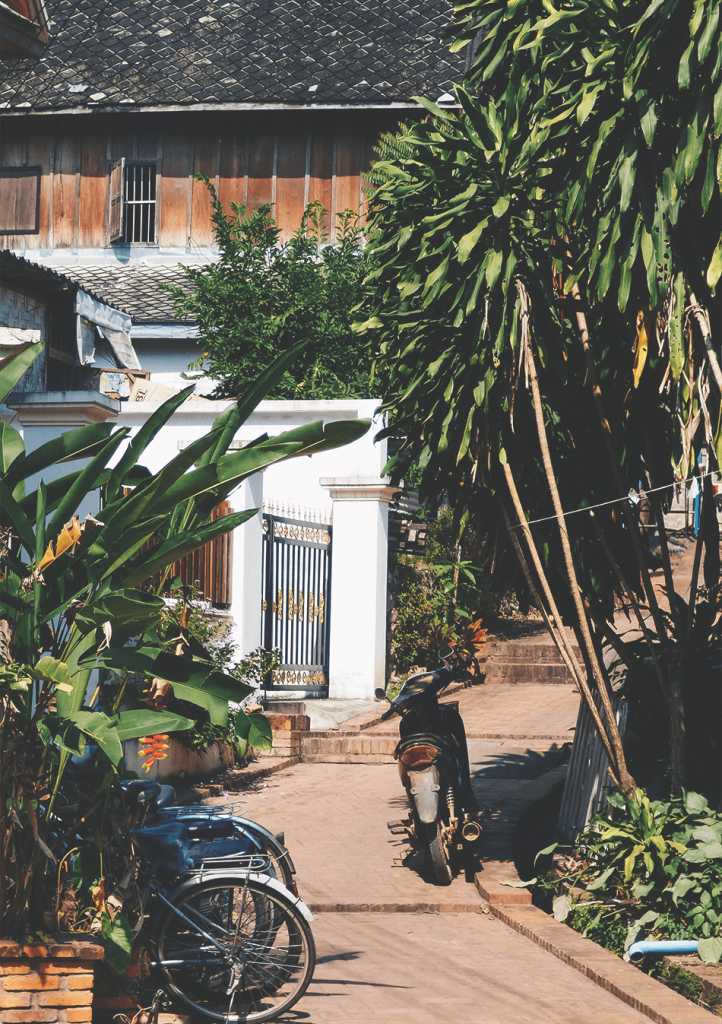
[364, 682, 580, 743]
[304, 912, 649, 1024]
[208, 752, 650, 1023]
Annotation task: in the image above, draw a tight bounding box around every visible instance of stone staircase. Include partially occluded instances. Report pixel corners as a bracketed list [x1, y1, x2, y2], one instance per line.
[481, 638, 581, 685]
[261, 705, 398, 764]
[301, 728, 397, 764]
[260, 630, 581, 763]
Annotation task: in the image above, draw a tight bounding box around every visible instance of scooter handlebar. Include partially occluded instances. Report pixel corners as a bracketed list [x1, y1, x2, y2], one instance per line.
[381, 706, 396, 721]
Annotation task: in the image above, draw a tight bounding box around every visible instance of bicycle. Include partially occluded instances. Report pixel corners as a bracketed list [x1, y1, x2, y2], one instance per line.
[123, 783, 316, 1023]
[126, 778, 298, 893]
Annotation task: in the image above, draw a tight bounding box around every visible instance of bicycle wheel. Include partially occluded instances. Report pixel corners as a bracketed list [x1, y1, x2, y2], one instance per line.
[153, 876, 315, 1023]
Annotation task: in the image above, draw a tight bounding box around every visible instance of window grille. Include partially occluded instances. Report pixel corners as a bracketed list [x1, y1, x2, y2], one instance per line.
[123, 164, 156, 244]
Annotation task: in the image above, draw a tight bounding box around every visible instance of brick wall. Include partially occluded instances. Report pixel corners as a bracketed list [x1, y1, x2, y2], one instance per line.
[0, 282, 46, 392]
[0, 938, 103, 1024]
[91, 947, 141, 1022]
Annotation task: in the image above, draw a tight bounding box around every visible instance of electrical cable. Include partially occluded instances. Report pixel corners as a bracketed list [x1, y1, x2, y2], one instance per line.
[510, 468, 717, 529]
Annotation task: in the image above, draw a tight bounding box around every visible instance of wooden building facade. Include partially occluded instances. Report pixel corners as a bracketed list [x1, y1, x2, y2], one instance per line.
[0, 107, 403, 254]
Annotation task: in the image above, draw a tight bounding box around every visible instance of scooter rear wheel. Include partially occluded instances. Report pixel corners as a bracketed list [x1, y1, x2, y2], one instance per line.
[424, 805, 454, 886]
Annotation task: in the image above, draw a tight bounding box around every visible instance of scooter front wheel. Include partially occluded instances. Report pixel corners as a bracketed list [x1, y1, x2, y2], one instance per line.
[424, 819, 453, 885]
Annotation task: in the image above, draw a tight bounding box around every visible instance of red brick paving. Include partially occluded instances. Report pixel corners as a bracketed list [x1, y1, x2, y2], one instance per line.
[362, 683, 580, 742]
[201, 758, 653, 1023]
[193, 679, 675, 1022]
[302, 912, 650, 1024]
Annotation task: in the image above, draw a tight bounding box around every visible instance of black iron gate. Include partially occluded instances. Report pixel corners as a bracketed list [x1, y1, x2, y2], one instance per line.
[261, 504, 332, 693]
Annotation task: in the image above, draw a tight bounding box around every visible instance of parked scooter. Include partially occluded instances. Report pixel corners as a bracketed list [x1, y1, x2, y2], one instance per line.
[378, 647, 482, 884]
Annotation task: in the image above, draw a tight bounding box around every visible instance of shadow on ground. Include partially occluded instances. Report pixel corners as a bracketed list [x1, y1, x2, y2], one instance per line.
[470, 743, 571, 781]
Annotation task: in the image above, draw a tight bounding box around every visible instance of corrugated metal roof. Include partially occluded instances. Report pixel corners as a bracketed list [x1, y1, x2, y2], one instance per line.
[1, 0, 463, 111]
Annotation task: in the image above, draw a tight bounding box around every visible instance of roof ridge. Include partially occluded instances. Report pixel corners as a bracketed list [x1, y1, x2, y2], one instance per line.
[0, 0, 463, 111]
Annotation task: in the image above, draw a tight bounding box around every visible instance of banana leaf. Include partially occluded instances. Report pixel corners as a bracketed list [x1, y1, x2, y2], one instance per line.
[106, 385, 197, 501]
[45, 431, 129, 538]
[117, 509, 255, 588]
[4, 422, 116, 490]
[87, 647, 254, 726]
[0, 342, 42, 405]
[198, 340, 308, 467]
[0, 479, 36, 555]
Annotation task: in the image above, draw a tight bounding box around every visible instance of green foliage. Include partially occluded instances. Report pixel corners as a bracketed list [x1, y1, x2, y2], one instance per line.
[361, 0, 722, 793]
[164, 180, 377, 400]
[532, 790, 722, 963]
[656, 963, 706, 1005]
[0, 343, 369, 940]
[391, 561, 450, 673]
[154, 596, 281, 756]
[390, 509, 496, 673]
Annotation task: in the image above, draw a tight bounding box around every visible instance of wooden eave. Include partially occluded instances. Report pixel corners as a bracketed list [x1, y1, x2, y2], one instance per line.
[0, 0, 48, 59]
[0, 101, 454, 116]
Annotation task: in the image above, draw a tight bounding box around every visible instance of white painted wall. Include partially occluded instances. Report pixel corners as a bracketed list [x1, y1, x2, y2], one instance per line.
[110, 396, 389, 698]
[4, 318, 392, 699]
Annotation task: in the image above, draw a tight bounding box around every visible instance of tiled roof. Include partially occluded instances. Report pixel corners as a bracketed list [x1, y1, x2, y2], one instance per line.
[50, 263, 196, 323]
[0, 250, 120, 311]
[0, 0, 462, 111]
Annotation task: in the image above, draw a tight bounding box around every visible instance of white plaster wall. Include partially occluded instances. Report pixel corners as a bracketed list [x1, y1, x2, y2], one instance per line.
[6, 387, 389, 697]
[112, 397, 387, 682]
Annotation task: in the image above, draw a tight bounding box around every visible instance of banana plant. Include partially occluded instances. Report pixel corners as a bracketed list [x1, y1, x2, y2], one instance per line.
[0, 341, 369, 942]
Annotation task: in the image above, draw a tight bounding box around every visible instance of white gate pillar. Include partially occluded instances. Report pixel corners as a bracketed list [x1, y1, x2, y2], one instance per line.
[320, 477, 399, 699]
[230, 472, 265, 658]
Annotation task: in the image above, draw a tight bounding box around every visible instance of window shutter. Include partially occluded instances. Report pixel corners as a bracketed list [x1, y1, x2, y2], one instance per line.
[108, 158, 124, 242]
[0, 167, 40, 234]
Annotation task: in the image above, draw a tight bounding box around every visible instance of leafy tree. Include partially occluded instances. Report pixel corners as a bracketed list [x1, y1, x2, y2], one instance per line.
[360, 0, 722, 798]
[0, 341, 368, 946]
[165, 182, 376, 400]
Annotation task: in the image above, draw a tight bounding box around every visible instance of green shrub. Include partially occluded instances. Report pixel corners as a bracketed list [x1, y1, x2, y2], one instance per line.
[151, 593, 280, 758]
[389, 509, 498, 674]
[532, 789, 722, 964]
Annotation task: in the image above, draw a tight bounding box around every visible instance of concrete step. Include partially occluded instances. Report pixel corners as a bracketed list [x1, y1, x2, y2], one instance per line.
[484, 661, 576, 684]
[299, 732, 397, 763]
[482, 642, 581, 664]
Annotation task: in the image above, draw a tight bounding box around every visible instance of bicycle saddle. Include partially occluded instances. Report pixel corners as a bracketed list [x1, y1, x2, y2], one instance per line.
[122, 780, 176, 810]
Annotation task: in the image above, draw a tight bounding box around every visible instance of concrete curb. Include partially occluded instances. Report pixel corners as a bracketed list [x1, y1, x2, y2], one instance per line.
[183, 755, 301, 801]
[488, 902, 713, 1024]
[309, 901, 484, 914]
[474, 860, 532, 906]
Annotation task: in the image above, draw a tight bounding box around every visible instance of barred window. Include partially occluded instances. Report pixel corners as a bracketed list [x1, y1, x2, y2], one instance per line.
[123, 163, 157, 244]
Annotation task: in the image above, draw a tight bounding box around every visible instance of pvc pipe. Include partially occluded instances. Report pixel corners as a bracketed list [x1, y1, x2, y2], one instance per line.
[628, 940, 699, 961]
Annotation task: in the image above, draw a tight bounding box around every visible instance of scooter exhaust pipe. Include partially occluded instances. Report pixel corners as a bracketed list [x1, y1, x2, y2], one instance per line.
[461, 820, 482, 841]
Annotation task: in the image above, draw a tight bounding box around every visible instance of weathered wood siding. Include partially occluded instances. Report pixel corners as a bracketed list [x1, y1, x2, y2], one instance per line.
[0, 110, 400, 252]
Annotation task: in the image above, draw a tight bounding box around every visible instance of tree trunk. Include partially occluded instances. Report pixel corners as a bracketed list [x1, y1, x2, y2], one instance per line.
[570, 289, 670, 675]
[518, 284, 635, 797]
[501, 468, 621, 778]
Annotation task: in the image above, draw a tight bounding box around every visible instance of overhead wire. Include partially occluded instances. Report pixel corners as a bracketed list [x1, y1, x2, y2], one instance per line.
[510, 468, 717, 529]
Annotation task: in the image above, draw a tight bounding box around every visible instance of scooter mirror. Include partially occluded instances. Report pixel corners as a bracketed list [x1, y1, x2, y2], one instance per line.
[438, 645, 454, 661]
[374, 687, 387, 700]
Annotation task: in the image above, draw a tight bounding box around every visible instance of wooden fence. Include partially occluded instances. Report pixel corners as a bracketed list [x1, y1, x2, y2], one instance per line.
[127, 496, 233, 608]
[556, 690, 628, 841]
